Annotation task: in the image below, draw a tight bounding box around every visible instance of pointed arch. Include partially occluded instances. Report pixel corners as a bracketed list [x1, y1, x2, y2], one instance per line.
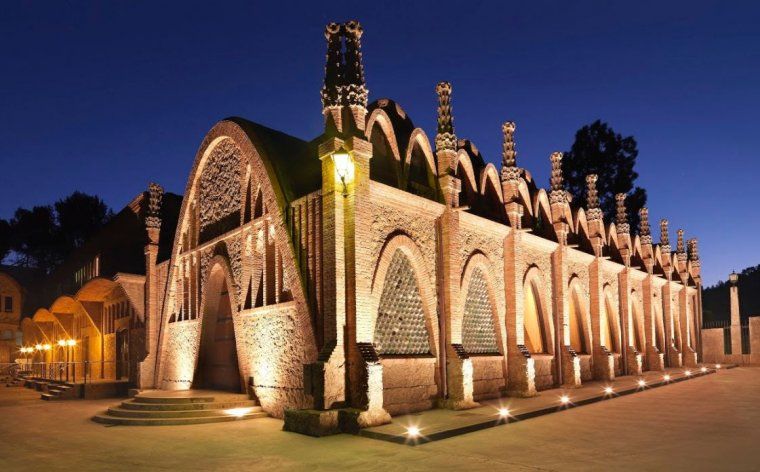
[568, 276, 590, 354]
[403, 129, 438, 200]
[522, 266, 552, 354]
[459, 252, 502, 355]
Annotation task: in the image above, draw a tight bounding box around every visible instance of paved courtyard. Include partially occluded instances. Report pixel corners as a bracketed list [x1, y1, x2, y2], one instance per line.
[0, 368, 758, 471]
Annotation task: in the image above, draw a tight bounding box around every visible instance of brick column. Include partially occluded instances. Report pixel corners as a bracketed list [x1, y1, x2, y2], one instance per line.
[730, 275, 742, 357]
[504, 230, 536, 396]
[551, 246, 580, 387]
[680, 287, 697, 367]
[139, 183, 162, 389]
[619, 270, 642, 375]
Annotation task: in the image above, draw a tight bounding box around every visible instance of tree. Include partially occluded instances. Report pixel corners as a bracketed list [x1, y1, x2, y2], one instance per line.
[55, 192, 113, 251]
[0, 219, 10, 263]
[5, 192, 113, 273]
[562, 120, 648, 231]
[8, 205, 61, 271]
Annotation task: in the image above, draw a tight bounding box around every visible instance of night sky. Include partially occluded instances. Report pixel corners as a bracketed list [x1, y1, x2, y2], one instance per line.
[1, 1, 758, 286]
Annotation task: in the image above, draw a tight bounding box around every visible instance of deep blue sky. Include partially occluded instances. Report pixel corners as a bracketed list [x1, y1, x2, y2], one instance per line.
[1, 1, 758, 286]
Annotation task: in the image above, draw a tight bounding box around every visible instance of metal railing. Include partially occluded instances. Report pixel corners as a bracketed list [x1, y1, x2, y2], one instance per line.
[23, 360, 124, 384]
[703, 319, 731, 329]
[741, 324, 751, 355]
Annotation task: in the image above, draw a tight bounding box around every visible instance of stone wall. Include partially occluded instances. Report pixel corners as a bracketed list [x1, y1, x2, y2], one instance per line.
[471, 356, 506, 400]
[381, 357, 437, 415]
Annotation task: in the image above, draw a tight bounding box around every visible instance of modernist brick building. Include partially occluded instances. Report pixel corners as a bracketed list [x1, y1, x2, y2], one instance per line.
[20, 189, 181, 386]
[21, 21, 704, 431]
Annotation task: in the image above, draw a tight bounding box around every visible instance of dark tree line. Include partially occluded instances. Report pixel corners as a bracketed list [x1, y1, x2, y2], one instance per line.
[702, 264, 760, 324]
[562, 120, 648, 231]
[0, 192, 113, 274]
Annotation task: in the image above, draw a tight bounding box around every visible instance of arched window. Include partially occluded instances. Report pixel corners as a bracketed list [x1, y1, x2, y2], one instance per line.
[631, 302, 644, 351]
[462, 268, 499, 354]
[374, 249, 431, 355]
[369, 124, 398, 187]
[568, 289, 587, 354]
[406, 145, 436, 200]
[523, 280, 547, 354]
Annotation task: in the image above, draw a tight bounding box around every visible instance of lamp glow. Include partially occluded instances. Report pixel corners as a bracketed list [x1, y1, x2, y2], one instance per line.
[498, 407, 510, 417]
[560, 395, 570, 404]
[66, 339, 76, 347]
[57, 340, 66, 347]
[638, 379, 646, 387]
[663, 374, 671, 381]
[43, 344, 51, 351]
[685, 370, 692, 376]
[406, 426, 421, 438]
[35, 344, 42, 351]
[223, 407, 253, 418]
[700, 366, 707, 373]
[715, 364, 721, 369]
[331, 150, 353, 196]
[604, 386, 613, 395]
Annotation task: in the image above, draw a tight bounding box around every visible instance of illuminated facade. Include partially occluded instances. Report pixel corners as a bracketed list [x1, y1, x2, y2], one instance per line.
[20, 21, 704, 432]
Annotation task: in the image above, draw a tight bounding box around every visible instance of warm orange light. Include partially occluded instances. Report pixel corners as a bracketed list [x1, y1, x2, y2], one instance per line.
[715, 364, 721, 369]
[604, 386, 613, 395]
[406, 426, 421, 438]
[35, 344, 42, 351]
[57, 340, 66, 347]
[43, 344, 51, 351]
[560, 395, 570, 404]
[498, 407, 510, 417]
[66, 339, 76, 347]
[663, 374, 671, 381]
[638, 379, 646, 387]
[685, 370, 692, 376]
[700, 366, 707, 373]
[223, 407, 253, 418]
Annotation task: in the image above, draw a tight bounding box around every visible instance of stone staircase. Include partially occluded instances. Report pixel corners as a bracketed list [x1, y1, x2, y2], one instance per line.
[40, 383, 78, 401]
[93, 390, 267, 426]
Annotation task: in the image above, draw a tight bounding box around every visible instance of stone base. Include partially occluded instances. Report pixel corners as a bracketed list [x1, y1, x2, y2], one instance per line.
[338, 408, 392, 435]
[283, 409, 340, 437]
[437, 398, 480, 410]
[506, 353, 537, 397]
[561, 347, 582, 388]
[683, 348, 698, 367]
[647, 348, 665, 371]
[626, 346, 643, 376]
[593, 352, 615, 381]
[668, 348, 683, 368]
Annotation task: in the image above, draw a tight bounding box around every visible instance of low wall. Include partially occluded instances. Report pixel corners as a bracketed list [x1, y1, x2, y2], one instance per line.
[471, 355, 506, 400]
[533, 354, 555, 391]
[382, 357, 437, 416]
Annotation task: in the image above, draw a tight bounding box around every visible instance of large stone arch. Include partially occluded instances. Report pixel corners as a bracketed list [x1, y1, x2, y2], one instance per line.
[369, 232, 440, 415]
[154, 120, 317, 416]
[459, 252, 502, 354]
[629, 290, 645, 352]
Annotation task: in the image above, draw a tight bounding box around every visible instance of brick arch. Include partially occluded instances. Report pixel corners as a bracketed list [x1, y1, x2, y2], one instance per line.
[370, 232, 438, 357]
[458, 252, 503, 354]
[522, 265, 553, 354]
[567, 276, 592, 354]
[155, 120, 317, 393]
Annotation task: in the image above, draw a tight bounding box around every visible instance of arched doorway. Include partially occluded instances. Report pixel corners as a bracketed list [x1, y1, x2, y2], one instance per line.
[194, 264, 242, 392]
[568, 288, 587, 354]
[523, 280, 548, 354]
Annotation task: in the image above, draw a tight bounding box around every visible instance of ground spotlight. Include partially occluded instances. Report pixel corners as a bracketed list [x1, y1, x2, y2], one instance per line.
[685, 370, 692, 376]
[560, 395, 570, 405]
[663, 374, 671, 381]
[638, 379, 646, 387]
[604, 386, 613, 395]
[498, 407, 510, 418]
[715, 364, 721, 369]
[406, 426, 421, 438]
[700, 366, 707, 373]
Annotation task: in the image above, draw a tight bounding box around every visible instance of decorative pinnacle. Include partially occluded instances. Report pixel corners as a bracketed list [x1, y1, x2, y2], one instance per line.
[660, 219, 671, 252]
[688, 238, 700, 267]
[586, 174, 602, 221]
[146, 182, 164, 229]
[615, 193, 629, 234]
[434, 82, 457, 152]
[639, 208, 651, 245]
[500, 121, 521, 182]
[320, 22, 343, 110]
[550, 152, 564, 192]
[342, 20, 367, 108]
[676, 229, 687, 263]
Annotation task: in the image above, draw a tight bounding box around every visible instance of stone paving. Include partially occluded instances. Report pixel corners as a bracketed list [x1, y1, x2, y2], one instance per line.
[0, 367, 759, 471]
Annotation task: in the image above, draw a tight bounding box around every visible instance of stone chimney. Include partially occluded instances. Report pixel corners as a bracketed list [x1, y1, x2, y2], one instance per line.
[615, 193, 631, 266]
[549, 152, 569, 244]
[638, 207, 653, 271]
[585, 174, 604, 257]
[435, 81, 460, 207]
[500, 122, 523, 228]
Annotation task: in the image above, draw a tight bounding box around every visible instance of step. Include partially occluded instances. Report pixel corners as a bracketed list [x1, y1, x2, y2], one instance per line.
[41, 393, 60, 401]
[106, 405, 263, 419]
[120, 399, 259, 411]
[92, 410, 267, 426]
[133, 394, 217, 404]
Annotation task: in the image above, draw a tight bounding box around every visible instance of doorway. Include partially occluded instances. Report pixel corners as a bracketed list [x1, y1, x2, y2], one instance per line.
[116, 329, 129, 379]
[193, 264, 242, 392]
